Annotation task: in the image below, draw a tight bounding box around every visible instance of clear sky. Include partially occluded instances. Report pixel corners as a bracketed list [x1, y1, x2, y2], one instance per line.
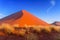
[0, 0, 60, 23]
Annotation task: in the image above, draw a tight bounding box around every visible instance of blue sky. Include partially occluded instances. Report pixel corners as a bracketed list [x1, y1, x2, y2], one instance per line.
[0, 0, 60, 23]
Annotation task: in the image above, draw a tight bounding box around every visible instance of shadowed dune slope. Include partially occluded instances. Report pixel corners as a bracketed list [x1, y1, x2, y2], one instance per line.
[0, 10, 50, 27]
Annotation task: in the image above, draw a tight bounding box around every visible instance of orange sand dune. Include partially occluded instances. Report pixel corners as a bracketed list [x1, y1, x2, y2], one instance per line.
[0, 10, 50, 27]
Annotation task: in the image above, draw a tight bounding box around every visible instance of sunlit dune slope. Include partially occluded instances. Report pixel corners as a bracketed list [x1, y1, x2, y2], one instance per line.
[0, 10, 50, 27]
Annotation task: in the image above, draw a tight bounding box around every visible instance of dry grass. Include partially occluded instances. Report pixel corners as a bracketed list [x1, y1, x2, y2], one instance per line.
[0, 23, 60, 40]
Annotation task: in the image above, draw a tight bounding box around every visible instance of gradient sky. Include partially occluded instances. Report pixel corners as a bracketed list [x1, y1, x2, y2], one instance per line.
[0, 0, 60, 23]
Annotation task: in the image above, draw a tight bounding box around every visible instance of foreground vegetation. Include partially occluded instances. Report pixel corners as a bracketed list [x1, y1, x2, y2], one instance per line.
[0, 23, 60, 40]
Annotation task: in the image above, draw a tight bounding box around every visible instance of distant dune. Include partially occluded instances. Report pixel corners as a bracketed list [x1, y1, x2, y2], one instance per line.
[0, 10, 50, 27]
[52, 21, 60, 26]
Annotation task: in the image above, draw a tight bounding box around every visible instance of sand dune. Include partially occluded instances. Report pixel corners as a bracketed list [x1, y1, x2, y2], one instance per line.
[0, 10, 50, 27]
